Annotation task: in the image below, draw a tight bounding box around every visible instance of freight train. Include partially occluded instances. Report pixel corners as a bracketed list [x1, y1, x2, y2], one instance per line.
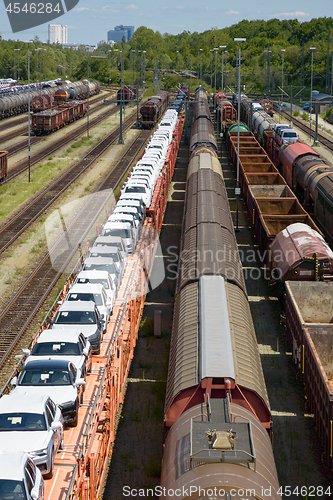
[225, 92, 333, 249]
[139, 90, 169, 128]
[160, 87, 280, 499]
[0, 101, 185, 497]
[31, 100, 87, 135]
[0, 80, 100, 118]
[222, 95, 333, 472]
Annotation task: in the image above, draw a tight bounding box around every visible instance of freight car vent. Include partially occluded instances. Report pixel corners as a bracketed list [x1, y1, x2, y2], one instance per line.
[206, 429, 236, 450]
[190, 399, 256, 469]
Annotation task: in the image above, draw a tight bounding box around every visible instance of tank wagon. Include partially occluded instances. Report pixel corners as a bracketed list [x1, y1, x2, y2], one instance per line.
[0, 80, 100, 117]
[161, 87, 280, 499]
[0, 150, 8, 181]
[285, 281, 333, 471]
[139, 90, 169, 128]
[273, 142, 333, 245]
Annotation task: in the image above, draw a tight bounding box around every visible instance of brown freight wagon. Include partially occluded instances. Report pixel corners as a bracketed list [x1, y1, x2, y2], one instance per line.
[0, 150, 8, 181]
[239, 159, 279, 198]
[255, 213, 321, 264]
[247, 185, 296, 227]
[285, 281, 333, 471]
[242, 171, 285, 204]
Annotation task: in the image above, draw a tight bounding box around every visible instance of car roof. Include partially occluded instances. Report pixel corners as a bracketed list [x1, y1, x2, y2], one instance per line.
[103, 221, 131, 229]
[58, 300, 96, 311]
[76, 269, 112, 279]
[0, 392, 50, 414]
[37, 328, 84, 343]
[84, 257, 117, 268]
[23, 358, 71, 371]
[68, 282, 105, 294]
[0, 451, 30, 480]
[91, 245, 120, 252]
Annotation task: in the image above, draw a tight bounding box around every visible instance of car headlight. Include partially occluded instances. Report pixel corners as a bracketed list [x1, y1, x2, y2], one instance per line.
[60, 401, 75, 409]
[30, 448, 48, 457]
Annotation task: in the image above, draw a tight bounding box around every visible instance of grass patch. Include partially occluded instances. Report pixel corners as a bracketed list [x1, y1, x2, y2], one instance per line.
[140, 316, 154, 337]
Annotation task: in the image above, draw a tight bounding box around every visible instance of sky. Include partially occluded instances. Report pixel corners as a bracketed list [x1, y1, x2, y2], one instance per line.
[0, 0, 332, 46]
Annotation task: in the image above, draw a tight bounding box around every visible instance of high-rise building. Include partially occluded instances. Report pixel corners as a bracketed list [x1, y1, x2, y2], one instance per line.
[107, 25, 134, 43]
[48, 24, 68, 44]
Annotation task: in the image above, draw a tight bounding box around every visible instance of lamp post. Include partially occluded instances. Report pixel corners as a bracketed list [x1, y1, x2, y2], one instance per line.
[264, 48, 271, 95]
[220, 46, 227, 140]
[199, 48, 203, 87]
[309, 47, 316, 143]
[43, 49, 46, 83]
[114, 49, 118, 87]
[210, 49, 213, 91]
[87, 49, 90, 139]
[14, 48, 20, 81]
[234, 37, 246, 232]
[224, 51, 228, 90]
[108, 50, 112, 86]
[34, 48, 41, 90]
[130, 49, 135, 86]
[190, 56, 192, 95]
[213, 48, 218, 94]
[119, 50, 124, 144]
[135, 50, 141, 127]
[27, 41, 33, 182]
[280, 49, 285, 121]
[142, 50, 146, 92]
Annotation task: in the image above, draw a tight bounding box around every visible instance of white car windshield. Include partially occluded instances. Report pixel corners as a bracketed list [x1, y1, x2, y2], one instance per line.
[67, 292, 103, 306]
[83, 262, 116, 274]
[31, 342, 80, 356]
[19, 368, 71, 386]
[77, 277, 110, 289]
[0, 479, 26, 498]
[90, 251, 119, 262]
[104, 228, 131, 238]
[0, 412, 46, 431]
[55, 310, 96, 325]
[125, 186, 146, 193]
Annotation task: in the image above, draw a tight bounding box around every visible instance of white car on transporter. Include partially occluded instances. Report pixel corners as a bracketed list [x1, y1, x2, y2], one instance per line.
[0, 393, 63, 479]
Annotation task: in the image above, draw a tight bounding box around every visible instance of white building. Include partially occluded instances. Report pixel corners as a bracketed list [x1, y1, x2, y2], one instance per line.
[48, 24, 68, 44]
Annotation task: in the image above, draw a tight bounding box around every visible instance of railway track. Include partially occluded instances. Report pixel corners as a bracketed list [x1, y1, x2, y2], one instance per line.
[0, 127, 150, 381]
[2, 102, 119, 183]
[0, 113, 138, 254]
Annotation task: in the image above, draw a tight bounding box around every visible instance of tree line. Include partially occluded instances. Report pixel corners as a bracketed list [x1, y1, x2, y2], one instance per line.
[1, 17, 333, 98]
